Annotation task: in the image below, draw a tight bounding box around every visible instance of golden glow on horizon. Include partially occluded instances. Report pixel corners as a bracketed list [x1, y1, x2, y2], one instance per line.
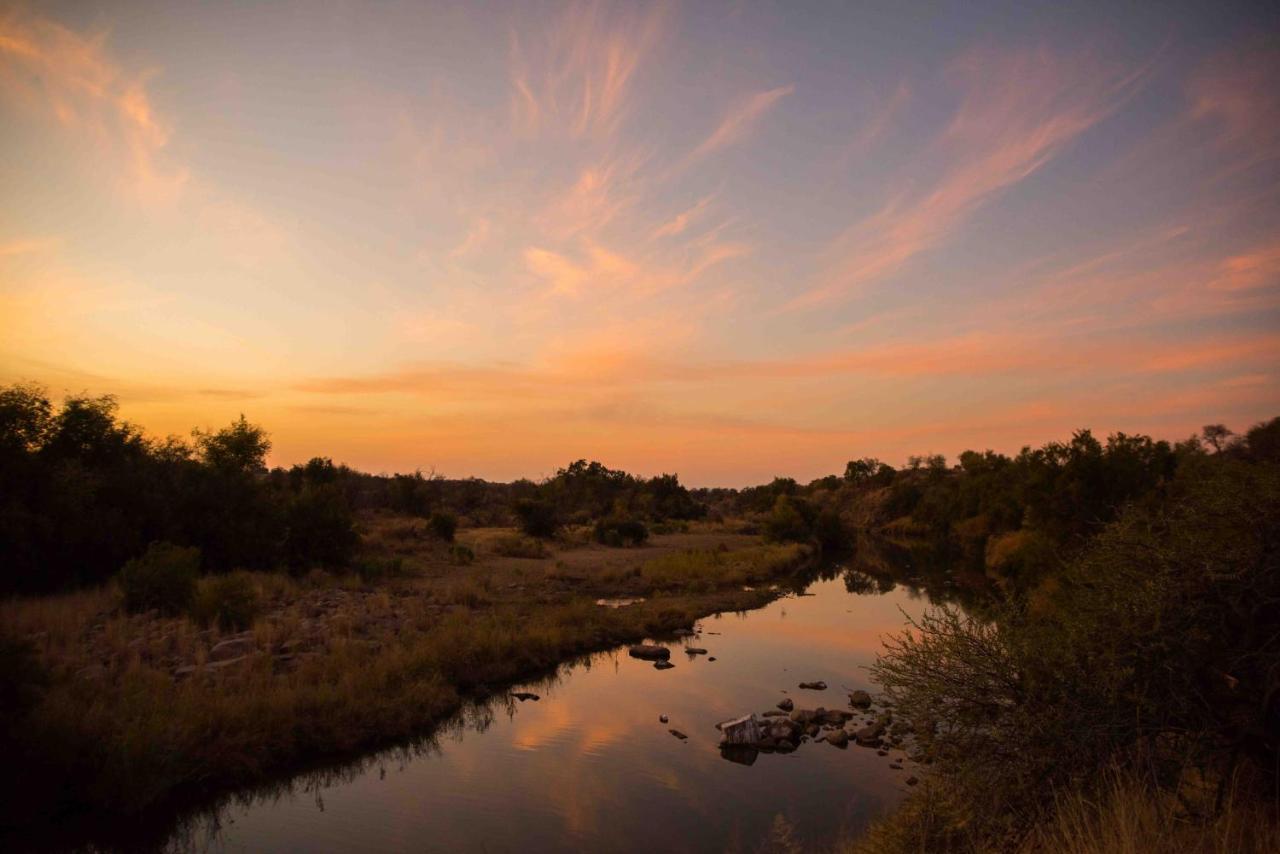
[1, 2, 1277, 485]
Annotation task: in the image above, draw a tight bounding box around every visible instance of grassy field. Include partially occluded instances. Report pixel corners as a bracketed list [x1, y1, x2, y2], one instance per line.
[1, 516, 811, 828]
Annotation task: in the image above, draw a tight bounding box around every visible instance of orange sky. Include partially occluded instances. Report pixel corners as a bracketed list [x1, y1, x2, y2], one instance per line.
[2, 1, 1278, 485]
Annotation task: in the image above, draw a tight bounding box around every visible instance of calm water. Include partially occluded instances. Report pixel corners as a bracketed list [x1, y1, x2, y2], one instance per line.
[153, 570, 941, 853]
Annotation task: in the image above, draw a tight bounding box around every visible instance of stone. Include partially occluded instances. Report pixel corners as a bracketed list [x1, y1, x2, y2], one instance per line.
[825, 729, 850, 748]
[708, 657, 717, 662]
[849, 689, 872, 708]
[628, 644, 670, 661]
[209, 636, 255, 661]
[685, 648, 708, 655]
[669, 729, 688, 740]
[511, 691, 540, 702]
[659, 714, 669, 723]
[717, 714, 763, 746]
[777, 698, 794, 712]
[798, 681, 827, 690]
[653, 661, 675, 670]
[906, 776, 920, 786]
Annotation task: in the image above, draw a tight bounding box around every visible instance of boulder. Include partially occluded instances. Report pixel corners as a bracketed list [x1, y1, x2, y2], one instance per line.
[777, 698, 794, 712]
[717, 714, 763, 746]
[849, 689, 872, 708]
[653, 661, 675, 670]
[629, 644, 670, 661]
[825, 729, 850, 748]
[209, 636, 255, 661]
[685, 648, 708, 655]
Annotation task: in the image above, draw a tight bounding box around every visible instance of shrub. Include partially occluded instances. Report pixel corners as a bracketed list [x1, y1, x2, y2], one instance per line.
[427, 511, 458, 542]
[191, 572, 259, 631]
[283, 485, 359, 571]
[763, 495, 811, 543]
[513, 498, 559, 538]
[448, 544, 475, 565]
[119, 542, 200, 615]
[593, 518, 649, 547]
[353, 556, 406, 583]
[490, 534, 548, 559]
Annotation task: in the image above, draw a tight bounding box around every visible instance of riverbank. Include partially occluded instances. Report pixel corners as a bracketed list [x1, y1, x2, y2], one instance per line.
[1, 517, 812, 832]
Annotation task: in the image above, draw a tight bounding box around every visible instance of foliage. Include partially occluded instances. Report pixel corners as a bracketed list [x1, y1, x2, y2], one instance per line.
[868, 452, 1280, 849]
[513, 498, 559, 538]
[593, 517, 649, 547]
[191, 572, 259, 631]
[283, 484, 359, 571]
[490, 534, 549, 559]
[427, 511, 458, 542]
[448, 544, 475, 565]
[118, 542, 200, 615]
[762, 495, 815, 543]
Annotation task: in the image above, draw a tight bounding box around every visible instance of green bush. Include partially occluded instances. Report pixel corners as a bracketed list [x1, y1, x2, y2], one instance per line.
[283, 485, 359, 571]
[118, 542, 200, 615]
[513, 498, 559, 538]
[428, 511, 458, 542]
[191, 572, 259, 631]
[763, 495, 812, 543]
[593, 518, 649, 547]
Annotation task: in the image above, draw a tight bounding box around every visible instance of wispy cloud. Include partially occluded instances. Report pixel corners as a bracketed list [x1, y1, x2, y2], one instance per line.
[651, 194, 715, 240]
[507, 2, 667, 139]
[790, 46, 1148, 309]
[690, 85, 794, 159]
[0, 8, 187, 202]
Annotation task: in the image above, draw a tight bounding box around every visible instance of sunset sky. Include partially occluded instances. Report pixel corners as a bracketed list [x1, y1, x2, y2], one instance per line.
[2, 1, 1278, 485]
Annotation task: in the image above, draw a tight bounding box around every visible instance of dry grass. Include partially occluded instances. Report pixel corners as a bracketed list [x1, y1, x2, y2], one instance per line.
[1022, 772, 1280, 854]
[2, 520, 812, 826]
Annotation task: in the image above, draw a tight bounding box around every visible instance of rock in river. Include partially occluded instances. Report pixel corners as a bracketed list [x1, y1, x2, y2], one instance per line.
[777, 698, 794, 712]
[628, 644, 670, 661]
[669, 729, 688, 740]
[825, 729, 850, 748]
[654, 661, 675, 670]
[798, 681, 827, 690]
[511, 691, 540, 702]
[849, 689, 872, 708]
[685, 648, 708, 655]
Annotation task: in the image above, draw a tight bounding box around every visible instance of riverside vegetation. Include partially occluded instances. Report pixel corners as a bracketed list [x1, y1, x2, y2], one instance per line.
[1, 381, 1278, 851]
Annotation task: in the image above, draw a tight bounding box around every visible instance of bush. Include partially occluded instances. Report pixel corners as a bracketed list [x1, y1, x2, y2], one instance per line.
[427, 511, 458, 542]
[593, 518, 649, 547]
[513, 498, 559, 538]
[763, 495, 811, 543]
[191, 572, 259, 631]
[119, 542, 200, 615]
[448, 544, 475, 565]
[353, 556, 407, 584]
[283, 485, 359, 571]
[491, 534, 549, 559]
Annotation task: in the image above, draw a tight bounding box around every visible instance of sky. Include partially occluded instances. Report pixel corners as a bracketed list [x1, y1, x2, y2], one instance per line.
[1, 1, 1278, 486]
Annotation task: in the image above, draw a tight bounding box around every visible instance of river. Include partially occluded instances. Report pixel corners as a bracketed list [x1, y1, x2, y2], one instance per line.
[149, 565, 951, 853]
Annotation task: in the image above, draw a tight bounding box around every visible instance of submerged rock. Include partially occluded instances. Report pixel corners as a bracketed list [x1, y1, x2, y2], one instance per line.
[825, 729, 850, 748]
[685, 647, 708, 655]
[798, 681, 827, 690]
[628, 644, 670, 661]
[659, 714, 669, 723]
[653, 661, 675, 670]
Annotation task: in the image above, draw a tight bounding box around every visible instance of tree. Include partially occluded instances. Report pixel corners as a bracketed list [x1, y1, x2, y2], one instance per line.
[194, 415, 270, 475]
[1202, 423, 1233, 453]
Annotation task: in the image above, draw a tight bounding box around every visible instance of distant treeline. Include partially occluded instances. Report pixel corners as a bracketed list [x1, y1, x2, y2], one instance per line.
[3, 381, 1277, 596]
[0, 385, 703, 594]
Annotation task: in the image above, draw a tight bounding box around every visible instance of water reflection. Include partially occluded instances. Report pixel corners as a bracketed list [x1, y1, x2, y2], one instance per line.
[46, 538, 980, 853]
